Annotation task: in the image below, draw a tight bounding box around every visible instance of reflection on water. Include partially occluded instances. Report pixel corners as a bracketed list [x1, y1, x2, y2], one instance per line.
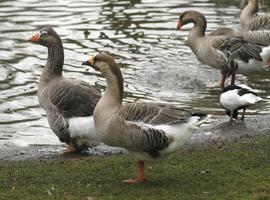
[0, 0, 269, 147]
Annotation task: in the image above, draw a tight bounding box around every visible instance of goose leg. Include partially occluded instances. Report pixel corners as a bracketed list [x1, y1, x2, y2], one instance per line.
[267, 58, 270, 68]
[241, 108, 246, 121]
[230, 73, 236, 85]
[63, 143, 77, 154]
[220, 74, 226, 89]
[230, 111, 234, 121]
[229, 110, 237, 122]
[122, 160, 146, 184]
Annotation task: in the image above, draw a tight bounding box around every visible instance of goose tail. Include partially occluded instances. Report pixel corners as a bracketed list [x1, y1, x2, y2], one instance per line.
[188, 113, 211, 128]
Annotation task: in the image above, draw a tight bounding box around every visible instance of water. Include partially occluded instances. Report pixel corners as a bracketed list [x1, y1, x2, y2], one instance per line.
[0, 0, 269, 149]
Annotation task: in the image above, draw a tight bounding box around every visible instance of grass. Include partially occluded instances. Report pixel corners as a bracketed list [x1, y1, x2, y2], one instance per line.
[0, 135, 269, 200]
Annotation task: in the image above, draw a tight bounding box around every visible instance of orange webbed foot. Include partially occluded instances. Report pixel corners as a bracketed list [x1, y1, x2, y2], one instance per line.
[63, 143, 77, 154]
[122, 178, 146, 184]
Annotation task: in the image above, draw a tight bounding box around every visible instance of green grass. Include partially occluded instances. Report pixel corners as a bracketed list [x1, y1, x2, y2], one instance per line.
[0, 136, 269, 200]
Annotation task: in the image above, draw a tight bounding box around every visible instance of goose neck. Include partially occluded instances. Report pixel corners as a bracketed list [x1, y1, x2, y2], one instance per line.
[45, 43, 64, 76]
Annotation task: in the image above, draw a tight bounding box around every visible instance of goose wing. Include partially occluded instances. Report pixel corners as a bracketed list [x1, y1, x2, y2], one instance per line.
[49, 79, 101, 118]
[119, 102, 193, 125]
[111, 116, 173, 158]
[212, 36, 263, 63]
[248, 15, 270, 31]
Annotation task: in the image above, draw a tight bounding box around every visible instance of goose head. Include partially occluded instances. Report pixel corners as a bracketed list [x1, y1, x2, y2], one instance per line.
[240, 0, 258, 13]
[27, 26, 61, 47]
[82, 53, 124, 100]
[82, 53, 119, 74]
[176, 10, 207, 33]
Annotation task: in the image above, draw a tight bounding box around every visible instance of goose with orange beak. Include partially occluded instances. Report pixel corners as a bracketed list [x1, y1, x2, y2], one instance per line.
[176, 10, 270, 88]
[27, 27, 101, 153]
[82, 53, 209, 183]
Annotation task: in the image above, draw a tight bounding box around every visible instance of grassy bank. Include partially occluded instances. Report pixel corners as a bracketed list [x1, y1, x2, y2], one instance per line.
[0, 135, 269, 200]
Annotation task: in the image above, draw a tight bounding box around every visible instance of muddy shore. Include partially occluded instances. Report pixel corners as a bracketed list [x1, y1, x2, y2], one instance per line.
[1, 114, 269, 162]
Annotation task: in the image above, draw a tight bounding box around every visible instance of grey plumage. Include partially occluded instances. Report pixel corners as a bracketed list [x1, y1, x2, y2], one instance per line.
[28, 27, 101, 152]
[240, 0, 270, 31]
[119, 102, 192, 125]
[82, 53, 209, 182]
[246, 15, 270, 31]
[213, 36, 263, 63]
[209, 27, 270, 45]
[177, 10, 268, 87]
[83, 53, 207, 158]
[49, 79, 100, 118]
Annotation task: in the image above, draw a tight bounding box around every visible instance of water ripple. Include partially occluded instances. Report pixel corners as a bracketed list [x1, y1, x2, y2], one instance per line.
[0, 0, 269, 147]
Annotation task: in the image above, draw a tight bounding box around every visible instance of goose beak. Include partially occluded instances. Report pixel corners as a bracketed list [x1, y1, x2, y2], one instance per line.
[176, 20, 183, 30]
[27, 33, 40, 42]
[82, 57, 99, 71]
[82, 60, 90, 66]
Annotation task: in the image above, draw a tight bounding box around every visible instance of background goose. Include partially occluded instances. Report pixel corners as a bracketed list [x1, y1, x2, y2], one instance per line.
[209, 27, 270, 45]
[27, 27, 101, 153]
[240, 0, 270, 31]
[176, 10, 270, 88]
[82, 53, 209, 183]
[220, 84, 263, 121]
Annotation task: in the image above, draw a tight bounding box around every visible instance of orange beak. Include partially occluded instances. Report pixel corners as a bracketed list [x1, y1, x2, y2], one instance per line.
[176, 20, 183, 30]
[87, 57, 94, 66]
[82, 57, 95, 67]
[27, 33, 40, 42]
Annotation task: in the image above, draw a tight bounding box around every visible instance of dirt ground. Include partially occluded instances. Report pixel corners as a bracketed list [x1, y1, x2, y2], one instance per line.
[0, 114, 269, 162]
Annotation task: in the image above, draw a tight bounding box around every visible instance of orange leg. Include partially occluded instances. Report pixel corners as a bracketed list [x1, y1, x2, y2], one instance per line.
[220, 74, 226, 89]
[267, 58, 270, 68]
[63, 143, 77, 154]
[122, 161, 146, 184]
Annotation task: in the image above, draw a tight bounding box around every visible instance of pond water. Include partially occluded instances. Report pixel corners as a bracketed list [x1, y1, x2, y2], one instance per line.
[0, 0, 269, 150]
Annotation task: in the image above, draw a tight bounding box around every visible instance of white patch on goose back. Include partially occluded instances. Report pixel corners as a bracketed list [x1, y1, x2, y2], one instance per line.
[156, 123, 195, 154]
[236, 46, 270, 73]
[69, 116, 100, 142]
[260, 46, 270, 63]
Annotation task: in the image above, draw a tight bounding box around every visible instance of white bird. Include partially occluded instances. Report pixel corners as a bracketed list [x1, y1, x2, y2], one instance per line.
[220, 84, 263, 121]
[82, 53, 209, 183]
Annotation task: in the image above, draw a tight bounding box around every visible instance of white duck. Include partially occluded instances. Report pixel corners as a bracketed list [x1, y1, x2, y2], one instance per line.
[82, 53, 209, 183]
[220, 84, 263, 121]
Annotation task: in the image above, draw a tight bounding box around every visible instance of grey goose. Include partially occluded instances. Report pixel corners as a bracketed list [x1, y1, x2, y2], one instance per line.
[209, 27, 270, 46]
[220, 84, 263, 121]
[240, 0, 270, 31]
[27, 27, 101, 153]
[176, 10, 270, 88]
[82, 53, 209, 183]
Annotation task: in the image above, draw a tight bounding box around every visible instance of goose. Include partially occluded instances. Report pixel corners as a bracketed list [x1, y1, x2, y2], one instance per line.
[82, 53, 209, 183]
[27, 27, 101, 153]
[209, 27, 270, 45]
[240, 0, 270, 31]
[176, 10, 270, 88]
[220, 84, 263, 121]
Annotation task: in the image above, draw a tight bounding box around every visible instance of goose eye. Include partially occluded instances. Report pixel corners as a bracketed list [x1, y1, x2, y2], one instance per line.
[40, 30, 48, 36]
